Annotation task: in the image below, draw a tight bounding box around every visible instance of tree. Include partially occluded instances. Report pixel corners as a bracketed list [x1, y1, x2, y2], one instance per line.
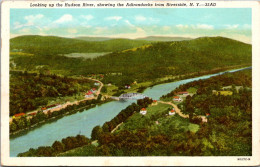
[52, 141, 64, 153]
[102, 122, 110, 133]
[91, 126, 103, 140]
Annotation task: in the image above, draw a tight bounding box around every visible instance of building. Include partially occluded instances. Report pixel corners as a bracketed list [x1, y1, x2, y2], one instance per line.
[13, 113, 25, 119]
[173, 96, 182, 102]
[28, 112, 37, 116]
[85, 91, 94, 98]
[125, 85, 131, 89]
[91, 88, 97, 93]
[152, 100, 158, 105]
[94, 82, 100, 86]
[169, 109, 176, 116]
[206, 113, 210, 117]
[140, 108, 147, 115]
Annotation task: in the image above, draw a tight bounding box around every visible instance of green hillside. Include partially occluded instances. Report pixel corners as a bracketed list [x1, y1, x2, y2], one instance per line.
[10, 35, 153, 55]
[10, 36, 251, 86]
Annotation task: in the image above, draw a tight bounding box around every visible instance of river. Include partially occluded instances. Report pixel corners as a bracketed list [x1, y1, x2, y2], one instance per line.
[10, 67, 250, 156]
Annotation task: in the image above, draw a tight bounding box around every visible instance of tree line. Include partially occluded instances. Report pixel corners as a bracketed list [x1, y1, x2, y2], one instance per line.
[10, 71, 93, 116]
[10, 96, 105, 134]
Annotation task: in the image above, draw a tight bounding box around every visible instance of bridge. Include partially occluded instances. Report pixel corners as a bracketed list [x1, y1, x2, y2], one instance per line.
[110, 93, 147, 101]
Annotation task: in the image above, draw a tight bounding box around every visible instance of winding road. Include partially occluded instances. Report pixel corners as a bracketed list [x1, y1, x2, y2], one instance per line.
[158, 101, 207, 122]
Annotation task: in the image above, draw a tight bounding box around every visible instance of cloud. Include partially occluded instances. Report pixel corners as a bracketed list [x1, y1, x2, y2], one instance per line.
[162, 26, 171, 31]
[225, 24, 239, 29]
[81, 15, 94, 21]
[55, 14, 73, 24]
[176, 24, 189, 29]
[135, 15, 159, 23]
[94, 27, 108, 34]
[193, 24, 214, 30]
[13, 14, 44, 29]
[242, 24, 251, 29]
[19, 28, 31, 33]
[124, 20, 135, 28]
[67, 28, 77, 34]
[176, 24, 214, 30]
[105, 16, 122, 21]
[135, 15, 146, 22]
[24, 14, 44, 23]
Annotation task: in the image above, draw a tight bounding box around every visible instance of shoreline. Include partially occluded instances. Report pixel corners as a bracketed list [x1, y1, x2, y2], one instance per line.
[10, 99, 113, 138]
[139, 64, 251, 93]
[10, 65, 251, 138]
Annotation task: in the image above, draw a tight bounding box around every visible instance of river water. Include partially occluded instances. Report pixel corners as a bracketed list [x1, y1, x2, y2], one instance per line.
[10, 67, 250, 156]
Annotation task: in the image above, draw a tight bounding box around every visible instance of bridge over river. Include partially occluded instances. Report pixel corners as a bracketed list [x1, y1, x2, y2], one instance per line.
[111, 93, 148, 101]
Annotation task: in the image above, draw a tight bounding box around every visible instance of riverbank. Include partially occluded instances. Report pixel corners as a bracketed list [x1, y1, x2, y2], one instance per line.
[136, 64, 251, 93]
[10, 98, 113, 138]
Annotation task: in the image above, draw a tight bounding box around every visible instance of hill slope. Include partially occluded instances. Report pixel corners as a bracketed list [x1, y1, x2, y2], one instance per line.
[11, 36, 251, 86]
[10, 35, 153, 55]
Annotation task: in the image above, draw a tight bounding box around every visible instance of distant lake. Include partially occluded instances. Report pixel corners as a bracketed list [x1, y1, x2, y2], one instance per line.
[62, 52, 111, 59]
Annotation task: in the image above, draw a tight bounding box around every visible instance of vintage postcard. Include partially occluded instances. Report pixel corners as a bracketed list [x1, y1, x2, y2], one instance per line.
[1, 0, 260, 166]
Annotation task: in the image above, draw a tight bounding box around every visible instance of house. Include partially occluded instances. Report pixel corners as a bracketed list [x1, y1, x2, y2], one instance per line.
[91, 88, 97, 93]
[13, 113, 25, 118]
[29, 112, 37, 116]
[85, 91, 94, 98]
[125, 85, 131, 89]
[206, 113, 210, 117]
[140, 108, 147, 115]
[169, 109, 176, 115]
[107, 83, 112, 86]
[212, 90, 233, 96]
[152, 100, 158, 105]
[94, 82, 100, 86]
[177, 91, 189, 96]
[173, 96, 182, 102]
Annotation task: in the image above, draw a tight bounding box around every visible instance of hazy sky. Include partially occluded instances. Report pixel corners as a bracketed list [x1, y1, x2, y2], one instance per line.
[10, 8, 251, 43]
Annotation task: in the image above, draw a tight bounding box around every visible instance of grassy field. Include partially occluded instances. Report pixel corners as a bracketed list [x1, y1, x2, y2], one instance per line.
[116, 103, 199, 134]
[63, 52, 111, 59]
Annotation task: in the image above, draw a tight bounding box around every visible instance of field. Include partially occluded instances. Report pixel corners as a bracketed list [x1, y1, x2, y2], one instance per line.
[63, 52, 111, 59]
[116, 103, 200, 134]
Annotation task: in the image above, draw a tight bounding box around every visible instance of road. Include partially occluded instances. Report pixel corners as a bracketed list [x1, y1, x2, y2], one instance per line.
[158, 101, 207, 122]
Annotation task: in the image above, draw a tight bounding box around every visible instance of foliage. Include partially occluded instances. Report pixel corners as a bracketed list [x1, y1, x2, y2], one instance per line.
[11, 36, 251, 87]
[10, 71, 93, 116]
[18, 135, 91, 157]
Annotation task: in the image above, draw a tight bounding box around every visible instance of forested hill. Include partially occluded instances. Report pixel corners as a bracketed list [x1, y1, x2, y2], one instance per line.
[11, 36, 251, 86]
[73, 36, 251, 78]
[10, 35, 153, 55]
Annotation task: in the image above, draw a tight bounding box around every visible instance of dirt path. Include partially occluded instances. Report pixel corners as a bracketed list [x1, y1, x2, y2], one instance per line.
[111, 122, 123, 133]
[158, 101, 207, 122]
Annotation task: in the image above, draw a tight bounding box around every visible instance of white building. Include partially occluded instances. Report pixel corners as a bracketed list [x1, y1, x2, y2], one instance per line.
[173, 96, 182, 102]
[169, 109, 176, 116]
[140, 108, 147, 115]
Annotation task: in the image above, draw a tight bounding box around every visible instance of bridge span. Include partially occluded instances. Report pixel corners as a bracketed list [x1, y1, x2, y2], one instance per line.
[110, 93, 147, 101]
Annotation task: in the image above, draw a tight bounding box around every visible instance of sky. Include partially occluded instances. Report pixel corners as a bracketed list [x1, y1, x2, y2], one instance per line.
[10, 8, 252, 43]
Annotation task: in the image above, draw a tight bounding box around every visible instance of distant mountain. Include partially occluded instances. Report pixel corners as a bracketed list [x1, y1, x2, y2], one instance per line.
[75, 36, 193, 42]
[10, 35, 153, 55]
[75, 36, 114, 41]
[136, 36, 192, 41]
